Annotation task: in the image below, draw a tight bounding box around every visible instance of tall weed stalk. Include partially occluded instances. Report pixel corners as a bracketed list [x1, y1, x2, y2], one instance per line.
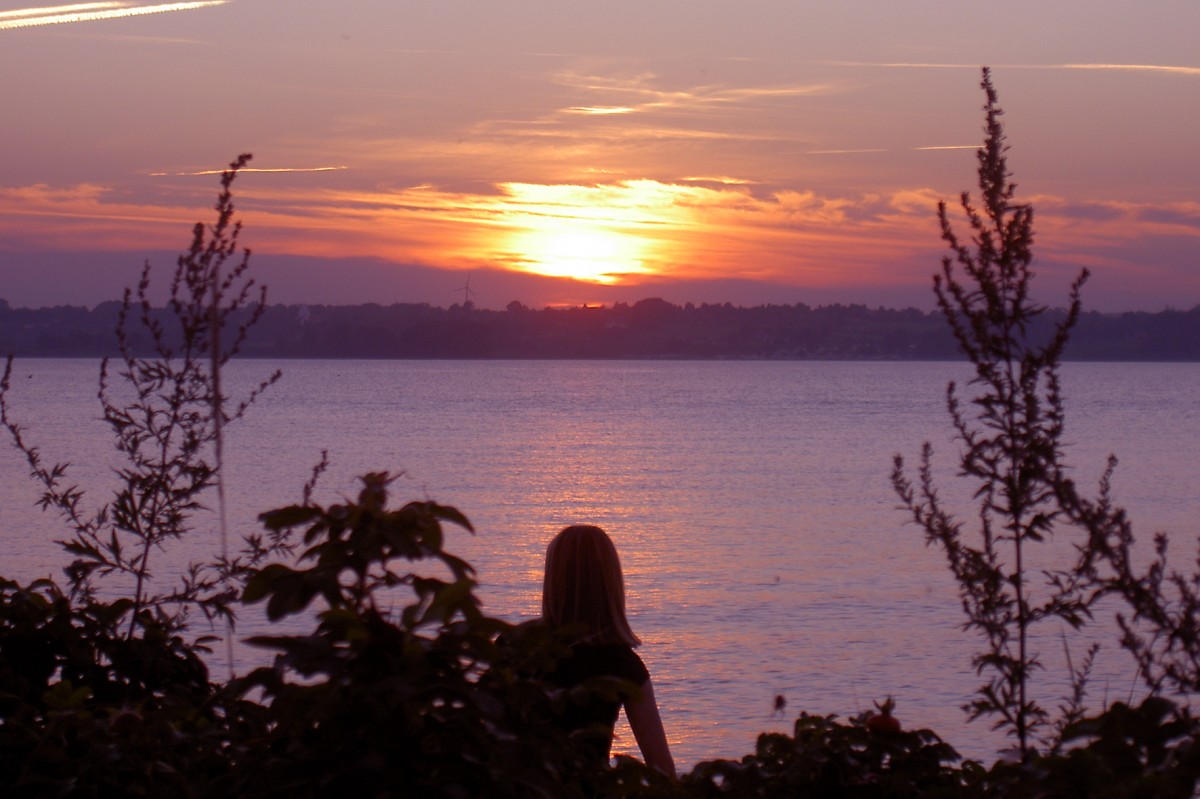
[0, 154, 280, 640]
[891, 68, 1099, 759]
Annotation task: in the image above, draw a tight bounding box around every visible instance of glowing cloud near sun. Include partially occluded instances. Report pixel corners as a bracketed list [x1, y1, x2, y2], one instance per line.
[483, 181, 716, 284]
[564, 106, 637, 116]
[0, 0, 226, 30]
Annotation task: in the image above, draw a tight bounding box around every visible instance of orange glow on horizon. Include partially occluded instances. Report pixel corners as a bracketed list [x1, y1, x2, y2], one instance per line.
[2, 174, 1197, 303]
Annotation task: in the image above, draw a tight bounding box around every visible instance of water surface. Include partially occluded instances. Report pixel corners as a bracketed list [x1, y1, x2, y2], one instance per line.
[1, 359, 1196, 767]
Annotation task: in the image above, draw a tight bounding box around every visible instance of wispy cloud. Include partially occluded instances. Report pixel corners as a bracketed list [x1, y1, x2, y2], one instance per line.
[808, 145, 975, 155]
[563, 106, 637, 116]
[0, 1, 226, 31]
[552, 70, 840, 116]
[821, 60, 1199, 77]
[819, 61, 980, 70]
[807, 148, 889, 155]
[680, 176, 757, 186]
[1061, 63, 1200, 77]
[442, 70, 832, 170]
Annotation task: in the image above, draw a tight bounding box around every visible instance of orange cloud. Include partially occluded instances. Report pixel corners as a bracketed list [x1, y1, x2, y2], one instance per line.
[3, 176, 1196, 300]
[1030, 195, 1200, 262]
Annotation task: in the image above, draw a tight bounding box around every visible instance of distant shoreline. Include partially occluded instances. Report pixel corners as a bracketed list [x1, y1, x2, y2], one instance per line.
[3, 298, 1198, 361]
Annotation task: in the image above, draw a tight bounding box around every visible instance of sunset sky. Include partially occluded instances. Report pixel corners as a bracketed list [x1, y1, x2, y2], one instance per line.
[1, 1, 1197, 311]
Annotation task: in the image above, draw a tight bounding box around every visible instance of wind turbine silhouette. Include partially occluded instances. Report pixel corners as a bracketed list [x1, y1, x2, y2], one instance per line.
[456, 274, 476, 309]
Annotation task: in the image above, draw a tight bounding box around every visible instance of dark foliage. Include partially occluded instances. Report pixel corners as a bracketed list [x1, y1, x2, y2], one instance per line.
[685, 709, 966, 799]
[217, 475, 626, 797]
[0, 478, 669, 798]
[0, 576, 231, 797]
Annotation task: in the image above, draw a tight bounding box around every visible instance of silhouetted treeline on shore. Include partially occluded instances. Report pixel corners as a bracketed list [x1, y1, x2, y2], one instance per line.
[2, 296, 1198, 360]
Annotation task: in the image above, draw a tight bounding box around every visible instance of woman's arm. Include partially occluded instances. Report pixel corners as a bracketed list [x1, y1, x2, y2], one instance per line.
[625, 677, 676, 778]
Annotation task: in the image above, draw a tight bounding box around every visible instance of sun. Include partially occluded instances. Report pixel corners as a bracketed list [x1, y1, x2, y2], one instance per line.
[508, 221, 652, 284]
[488, 181, 684, 284]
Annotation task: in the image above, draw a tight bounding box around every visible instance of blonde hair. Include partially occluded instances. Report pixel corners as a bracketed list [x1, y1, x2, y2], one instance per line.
[542, 525, 641, 647]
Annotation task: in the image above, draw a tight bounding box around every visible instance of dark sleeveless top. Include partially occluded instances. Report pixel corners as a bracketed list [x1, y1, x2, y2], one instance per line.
[547, 643, 649, 760]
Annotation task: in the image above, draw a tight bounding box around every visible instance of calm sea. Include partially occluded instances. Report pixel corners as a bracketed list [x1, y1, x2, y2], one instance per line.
[1, 359, 1197, 767]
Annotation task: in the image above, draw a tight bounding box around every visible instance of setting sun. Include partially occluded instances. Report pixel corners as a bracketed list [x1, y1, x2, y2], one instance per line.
[506, 223, 652, 283]
[479, 180, 710, 285]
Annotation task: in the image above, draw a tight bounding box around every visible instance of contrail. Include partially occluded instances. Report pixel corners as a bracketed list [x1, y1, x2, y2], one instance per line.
[149, 166, 349, 176]
[0, 1, 227, 30]
[808, 145, 975, 155]
[1062, 63, 1200, 77]
[820, 60, 1199, 77]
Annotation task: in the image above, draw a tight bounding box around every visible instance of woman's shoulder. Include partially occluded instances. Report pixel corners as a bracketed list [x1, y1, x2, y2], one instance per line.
[572, 643, 650, 685]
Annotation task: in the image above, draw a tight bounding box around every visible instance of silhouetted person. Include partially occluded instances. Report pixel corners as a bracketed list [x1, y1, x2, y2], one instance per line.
[541, 525, 676, 778]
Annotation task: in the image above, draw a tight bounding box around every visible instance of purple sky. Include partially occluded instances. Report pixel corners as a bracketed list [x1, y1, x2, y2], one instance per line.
[2, 1, 1197, 311]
